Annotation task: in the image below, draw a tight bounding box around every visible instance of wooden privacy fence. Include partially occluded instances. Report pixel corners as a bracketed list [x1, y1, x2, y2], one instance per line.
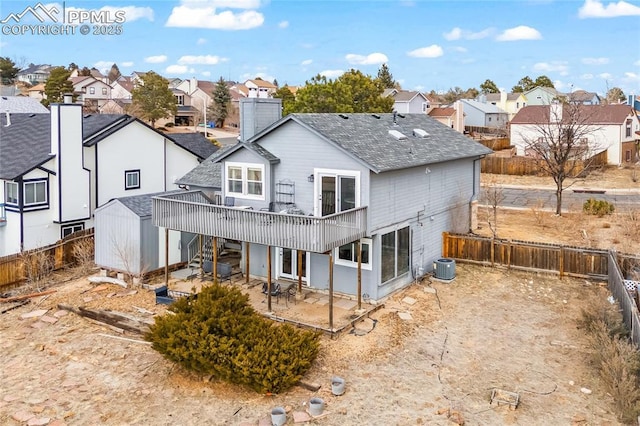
[441, 232, 608, 279]
[607, 251, 640, 346]
[476, 138, 512, 151]
[0, 228, 94, 289]
[481, 149, 608, 176]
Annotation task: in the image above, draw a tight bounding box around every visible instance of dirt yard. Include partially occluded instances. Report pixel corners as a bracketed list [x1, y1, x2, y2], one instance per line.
[0, 264, 622, 426]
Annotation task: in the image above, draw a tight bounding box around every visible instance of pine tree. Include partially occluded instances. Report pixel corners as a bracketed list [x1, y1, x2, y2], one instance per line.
[376, 63, 396, 89]
[42, 66, 75, 107]
[208, 77, 231, 128]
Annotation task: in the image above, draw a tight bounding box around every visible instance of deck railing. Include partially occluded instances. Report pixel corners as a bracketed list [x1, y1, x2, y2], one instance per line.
[152, 192, 367, 253]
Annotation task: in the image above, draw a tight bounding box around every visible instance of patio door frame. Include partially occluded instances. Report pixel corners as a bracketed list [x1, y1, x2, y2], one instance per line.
[312, 168, 360, 217]
[277, 247, 310, 283]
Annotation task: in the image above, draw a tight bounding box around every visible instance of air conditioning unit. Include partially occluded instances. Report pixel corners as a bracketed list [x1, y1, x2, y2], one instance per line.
[433, 258, 456, 280]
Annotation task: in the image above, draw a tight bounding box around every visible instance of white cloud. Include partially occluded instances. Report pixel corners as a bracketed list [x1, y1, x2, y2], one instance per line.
[201, 71, 211, 77]
[319, 69, 344, 79]
[407, 45, 444, 58]
[345, 53, 388, 65]
[165, 1, 264, 30]
[599, 72, 613, 79]
[93, 61, 114, 73]
[278, 20, 288, 28]
[443, 27, 462, 41]
[240, 72, 275, 82]
[121, 61, 134, 67]
[553, 80, 568, 90]
[443, 27, 493, 41]
[197, 38, 207, 45]
[496, 25, 542, 41]
[578, 0, 640, 18]
[145, 55, 168, 63]
[580, 73, 594, 79]
[582, 57, 609, 65]
[301, 59, 312, 66]
[165, 64, 195, 74]
[624, 72, 638, 79]
[177, 55, 227, 65]
[634, 59, 640, 66]
[533, 61, 569, 76]
[453, 46, 467, 53]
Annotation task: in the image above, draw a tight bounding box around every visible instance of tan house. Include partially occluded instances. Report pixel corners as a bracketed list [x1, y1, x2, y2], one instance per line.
[428, 105, 464, 133]
[244, 79, 276, 98]
[484, 91, 527, 120]
[27, 83, 46, 101]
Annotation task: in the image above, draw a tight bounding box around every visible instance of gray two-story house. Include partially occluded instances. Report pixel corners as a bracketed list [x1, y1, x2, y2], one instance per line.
[153, 99, 491, 312]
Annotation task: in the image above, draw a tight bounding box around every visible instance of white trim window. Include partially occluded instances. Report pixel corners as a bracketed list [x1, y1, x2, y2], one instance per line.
[380, 226, 410, 284]
[313, 168, 360, 217]
[336, 238, 372, 270]
[125, 170, 140, 190]
[23, 180, 47, 206]
[61, 222, 84, 238]
[226, 162, 264, 200]
[4, 181, 18, 205]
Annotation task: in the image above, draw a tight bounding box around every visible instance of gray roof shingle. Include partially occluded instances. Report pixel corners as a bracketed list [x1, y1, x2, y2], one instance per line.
[167, 133, 219, 160]
[0, 113, 52, 180]
[280, 113, 492, 173]
[0, 96, 49, 113]
[115, 190, 184, 217]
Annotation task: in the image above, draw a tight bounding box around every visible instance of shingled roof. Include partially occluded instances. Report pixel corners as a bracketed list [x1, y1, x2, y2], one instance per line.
[511, 104, 634, 125]
[232, 113, 491, 174]
[0, 113, 216, 180]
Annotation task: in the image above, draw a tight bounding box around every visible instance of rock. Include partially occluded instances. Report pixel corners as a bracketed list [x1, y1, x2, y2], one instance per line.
[449, 410, 465, 425]
[423, 287, 437, 294]
[402, 296, 417, 305]
[48, 421, 67, 426]
[293, 410, 311, 423]
[569, 380, 575, 386]
[580, 387, 592, 395]
[571, 413, 587, 422]
[21, 310, 49, 319]
[397, 311, 413, 321]
[39, 316, 59, 324]
[53, 311, 68, 318]
[27, 418, 51, 426]
[12, 411, 36, 422]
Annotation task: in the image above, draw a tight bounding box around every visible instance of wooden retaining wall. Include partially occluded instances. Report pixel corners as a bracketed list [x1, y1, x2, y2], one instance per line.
[0, 229, 94, 289]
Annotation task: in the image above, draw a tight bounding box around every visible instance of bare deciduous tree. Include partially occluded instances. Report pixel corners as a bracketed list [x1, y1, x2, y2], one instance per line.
[482, 177, 505, 238]
[520, 102, 603, 215]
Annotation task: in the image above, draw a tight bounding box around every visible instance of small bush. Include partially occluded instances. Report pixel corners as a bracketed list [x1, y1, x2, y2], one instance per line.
[583, 198, 615, 217]
[146, 284, 320, 393]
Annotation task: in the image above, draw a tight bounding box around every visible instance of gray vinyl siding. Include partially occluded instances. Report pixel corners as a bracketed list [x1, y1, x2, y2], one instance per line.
[94, 201, 143, 275]
[258, 121, 370, 215]
[369, 158, 478, 298]
[140, 216, 159, 272]
[221, 149, 271, 210]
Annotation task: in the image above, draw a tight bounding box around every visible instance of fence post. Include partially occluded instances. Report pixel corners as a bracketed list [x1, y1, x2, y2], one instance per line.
[506, 240, 511, 269]
[559, 246, 564, 279]
[490, 237, 495, 266]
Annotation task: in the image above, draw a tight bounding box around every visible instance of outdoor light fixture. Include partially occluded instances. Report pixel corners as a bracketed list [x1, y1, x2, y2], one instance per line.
[307, 174, 314, 183]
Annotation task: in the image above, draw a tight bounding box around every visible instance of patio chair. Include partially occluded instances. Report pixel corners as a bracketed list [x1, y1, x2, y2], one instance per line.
[261, 281, 282, 303]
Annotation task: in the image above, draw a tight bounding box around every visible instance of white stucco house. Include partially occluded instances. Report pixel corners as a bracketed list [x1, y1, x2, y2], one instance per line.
[510, 104, 640, 166]
[0, 96, 218, 256]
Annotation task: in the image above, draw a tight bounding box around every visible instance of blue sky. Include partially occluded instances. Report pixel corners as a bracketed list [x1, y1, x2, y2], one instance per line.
[1, 0, 639, 96]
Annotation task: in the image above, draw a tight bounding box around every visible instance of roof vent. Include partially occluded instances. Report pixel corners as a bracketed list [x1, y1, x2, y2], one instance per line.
[413, 128, 429, 138]
[388, 129, 407, 140]
[371, 114, 380, 119]
[338, 113, 349, 119]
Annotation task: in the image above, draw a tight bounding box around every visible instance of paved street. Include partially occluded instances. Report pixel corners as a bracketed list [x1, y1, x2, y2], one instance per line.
[481, 185, 640, 212]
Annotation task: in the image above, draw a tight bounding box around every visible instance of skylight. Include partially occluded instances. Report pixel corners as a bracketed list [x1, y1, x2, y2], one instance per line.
[413, 128, 429, 138]
[388, 129, 407, 140]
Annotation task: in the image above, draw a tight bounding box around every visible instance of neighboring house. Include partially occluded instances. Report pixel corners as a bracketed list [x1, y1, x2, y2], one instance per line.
[484, 91, 528, 120]
[94, 191, 189, 276]
[0, 97, 218, 256]
[244, 79, 276, 98]
[175, 78, 215, 125]
[523, 86, 561, 106]
[154, 98, 492, 303]
[0, 96, 49, 113]
[227, 85, 246, 128]
[27, 83, 46, 101]
[428, 105, 464, 133]
[460, 99, 509, 129]
[173, 88, 199, 126]
[16, 64, 53, 85]
[131, 71, 147, 86]
[383, 89, 429, 113]
[70, 76, 112, 110]
[110, 78, 134, 99]
[567, 90, 601, 105]
[99, 99, 131, 115]
[627, 94, 640, 111]
[510, 104, 640, 165]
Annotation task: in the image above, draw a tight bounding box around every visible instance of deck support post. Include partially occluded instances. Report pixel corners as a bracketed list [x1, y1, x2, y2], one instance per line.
[164, 228, 169, 286]
[213, 236, 218, 284]
[267, 245, 272, 312]
[329, 252, 334, 331]
[297, 250, 303, 293]
[245, 241, 250, 284]
[357, 240, 362, 310]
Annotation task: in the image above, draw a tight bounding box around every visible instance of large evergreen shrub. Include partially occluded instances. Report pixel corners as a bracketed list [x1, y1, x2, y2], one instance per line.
[146, 284, 320, 393]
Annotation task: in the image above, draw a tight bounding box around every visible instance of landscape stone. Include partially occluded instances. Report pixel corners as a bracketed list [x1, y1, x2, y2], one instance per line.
[31, 321, 48, 329]
[12, 410, 35, 422]
[423, 287, 437, 294]
[398, 311, 413, 321]
[402, 296, 417, 305]
[580, 387, 592, 395]
[293, 410, 311, 423]
[20, 310, 49, 319]
[27, 417, 51, 426]
[53, 311, 68, 318]
[39, 315, 58, 324]
[48, 420, 67, 426]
